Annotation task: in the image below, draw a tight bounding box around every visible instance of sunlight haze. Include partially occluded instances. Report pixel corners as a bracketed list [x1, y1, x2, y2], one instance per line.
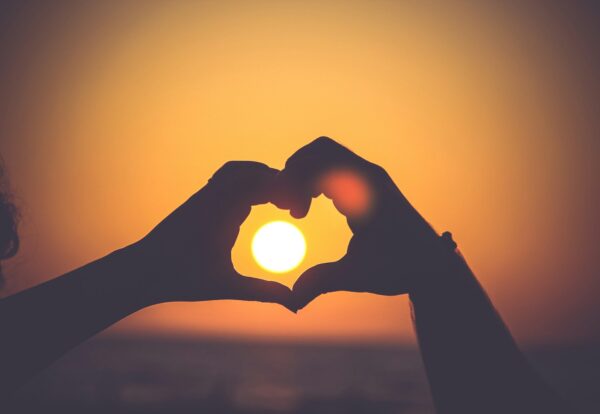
[1, 1, 598, 346]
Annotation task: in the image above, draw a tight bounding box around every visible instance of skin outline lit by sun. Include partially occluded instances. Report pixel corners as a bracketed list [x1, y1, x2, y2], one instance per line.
[251, 221, 306, 273]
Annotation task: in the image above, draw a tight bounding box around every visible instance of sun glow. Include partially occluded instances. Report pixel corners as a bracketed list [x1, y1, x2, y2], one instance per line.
[251, 221, 307, 273]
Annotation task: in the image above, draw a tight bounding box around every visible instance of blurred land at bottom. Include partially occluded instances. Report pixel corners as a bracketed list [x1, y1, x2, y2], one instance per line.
[7, 336, 599, 414]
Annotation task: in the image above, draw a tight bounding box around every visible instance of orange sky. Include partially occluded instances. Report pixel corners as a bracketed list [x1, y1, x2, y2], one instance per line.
[0, 1, 598, 345]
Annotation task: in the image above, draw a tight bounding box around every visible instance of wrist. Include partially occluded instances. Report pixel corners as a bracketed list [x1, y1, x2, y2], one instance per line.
[406, 232, 468, 305]
[106, 243, 162, 310]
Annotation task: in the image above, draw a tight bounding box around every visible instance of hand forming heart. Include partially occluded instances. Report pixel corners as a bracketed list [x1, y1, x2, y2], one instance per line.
[274, 137, 442, 310]
[132, 160, 295, 310]
[132, 137, 442, 312]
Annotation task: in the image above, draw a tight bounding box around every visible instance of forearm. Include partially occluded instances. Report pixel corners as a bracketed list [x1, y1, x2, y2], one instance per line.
[410, 251, 567, 413]
[0, 245, 150, 395]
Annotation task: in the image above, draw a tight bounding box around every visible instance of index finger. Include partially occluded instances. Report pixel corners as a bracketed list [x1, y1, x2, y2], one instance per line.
[209, 161, 280, 206]
[274, 137, 382, 222]
[200, 161, 280, 229]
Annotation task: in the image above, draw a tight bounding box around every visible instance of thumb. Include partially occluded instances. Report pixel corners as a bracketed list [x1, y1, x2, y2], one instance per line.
[292, 260, 349, 310]
[229, 274, 296, 312]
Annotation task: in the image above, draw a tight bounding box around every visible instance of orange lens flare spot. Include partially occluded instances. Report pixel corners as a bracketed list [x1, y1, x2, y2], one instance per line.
[318, 169, 372, 217]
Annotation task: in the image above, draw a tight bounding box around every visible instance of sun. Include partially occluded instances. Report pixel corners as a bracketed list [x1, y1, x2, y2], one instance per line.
[251, 221, 306, 273]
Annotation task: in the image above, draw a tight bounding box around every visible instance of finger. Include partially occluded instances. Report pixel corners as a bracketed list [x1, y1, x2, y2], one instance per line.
[229, 274, 296, 312]
[291, 260, 350, 310]
[209, 161, 279, 206]
[274, 137, 383, 224]
[206, 161, 280, 228]
[286, 136, 367, 168]
[272, 160, 315, 218]
[274, 138, 365, 215]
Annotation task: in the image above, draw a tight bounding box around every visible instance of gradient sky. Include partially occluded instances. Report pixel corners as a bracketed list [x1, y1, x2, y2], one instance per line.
[0, 0, 598, 345]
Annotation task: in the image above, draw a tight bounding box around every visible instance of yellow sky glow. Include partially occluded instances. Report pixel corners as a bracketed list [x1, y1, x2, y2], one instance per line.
[1, 1, 598, 345]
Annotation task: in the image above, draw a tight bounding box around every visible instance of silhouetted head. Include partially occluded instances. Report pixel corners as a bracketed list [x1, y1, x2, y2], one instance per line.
[0, 160, 19, 289]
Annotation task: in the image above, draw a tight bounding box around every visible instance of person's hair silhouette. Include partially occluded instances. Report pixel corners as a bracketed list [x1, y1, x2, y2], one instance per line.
[0, 162, 19, 289]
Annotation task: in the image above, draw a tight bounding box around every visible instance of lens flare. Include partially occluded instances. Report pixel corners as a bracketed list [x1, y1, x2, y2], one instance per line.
[318, 169, 372, 217]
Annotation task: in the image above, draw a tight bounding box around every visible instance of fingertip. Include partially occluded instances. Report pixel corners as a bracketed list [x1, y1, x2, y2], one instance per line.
[232, 275, 295, 308]
[292, 294, 314, 312]
[268, 282, 299, 313]
[290, 202, 310, 218]
[290, 281, 318, 311]
[276, 301, 296, 313]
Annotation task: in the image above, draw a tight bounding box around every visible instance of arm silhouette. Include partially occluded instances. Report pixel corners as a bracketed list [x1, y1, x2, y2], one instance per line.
[0, 246, 151, 394]
[283, 137, 569, 414]
[410, 247, 568, 413]
[0, 161, 293, 396]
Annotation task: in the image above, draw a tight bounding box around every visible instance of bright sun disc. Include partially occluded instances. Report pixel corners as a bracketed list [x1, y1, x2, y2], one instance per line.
[252, 221, 306, 273]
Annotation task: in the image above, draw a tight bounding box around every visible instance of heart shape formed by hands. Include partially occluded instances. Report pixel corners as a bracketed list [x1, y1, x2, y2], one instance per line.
[137, 136, 441, 313]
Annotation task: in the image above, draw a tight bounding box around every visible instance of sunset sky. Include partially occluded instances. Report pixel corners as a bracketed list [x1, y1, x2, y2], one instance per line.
[0, 1, 598, 345]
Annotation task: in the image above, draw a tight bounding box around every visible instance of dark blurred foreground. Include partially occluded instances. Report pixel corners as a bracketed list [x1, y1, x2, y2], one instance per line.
[6, 336, 599, 413]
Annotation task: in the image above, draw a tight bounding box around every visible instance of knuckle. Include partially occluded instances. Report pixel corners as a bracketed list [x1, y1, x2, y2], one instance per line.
[369, 162, 389, 179]
[221, 160, 239, 170]
[214, 161, 239, 177]
[213, 161, 271, 181]
[311, 136, 344, 152]
[312, 136, 335, 145]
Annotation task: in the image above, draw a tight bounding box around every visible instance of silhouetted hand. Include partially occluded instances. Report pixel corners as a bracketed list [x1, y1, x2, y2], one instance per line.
[275, 137, 441, 310]
[133, 161, 294, 310]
